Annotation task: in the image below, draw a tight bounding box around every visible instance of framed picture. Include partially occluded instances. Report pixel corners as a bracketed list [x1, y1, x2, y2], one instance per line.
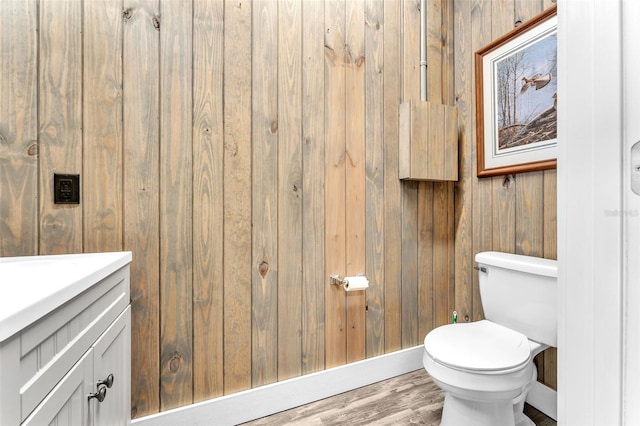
[475, 6, 557, 177]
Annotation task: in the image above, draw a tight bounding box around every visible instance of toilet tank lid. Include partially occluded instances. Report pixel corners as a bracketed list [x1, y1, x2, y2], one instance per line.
[475, 252, 557, 278]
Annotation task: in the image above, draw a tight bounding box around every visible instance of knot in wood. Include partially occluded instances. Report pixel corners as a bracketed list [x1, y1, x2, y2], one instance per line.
[269, 120, 278, 134]
[169, 354, 181, 372]
[122, 8, 133, 21]
[258, 260, 269, 278]
[27, 143, 38, 156]
[153, 15, 160, 31]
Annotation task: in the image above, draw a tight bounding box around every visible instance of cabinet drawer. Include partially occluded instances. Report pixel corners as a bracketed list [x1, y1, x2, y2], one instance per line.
[18, 266, 130, 421]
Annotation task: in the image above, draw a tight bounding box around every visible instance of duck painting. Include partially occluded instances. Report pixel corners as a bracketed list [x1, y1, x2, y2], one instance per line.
[520, 72, 552, 93]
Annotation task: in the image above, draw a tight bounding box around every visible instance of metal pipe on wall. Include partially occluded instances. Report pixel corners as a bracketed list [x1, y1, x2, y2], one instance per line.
[420, 0, 427, 101]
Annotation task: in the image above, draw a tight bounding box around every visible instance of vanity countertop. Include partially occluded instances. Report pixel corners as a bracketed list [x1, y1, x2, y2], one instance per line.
[0, 251, 132, 343]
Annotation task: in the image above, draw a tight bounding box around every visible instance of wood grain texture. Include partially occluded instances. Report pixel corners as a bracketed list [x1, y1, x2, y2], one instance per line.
[123, 0, 160, 417]
[345, 0, 366, 364]
[83, 0, 123, 253]
[159, 0, 193, 410]
[251, 0, 278, 388]
[193, 0, 224, 402]
[418, 184, 434, 337]
[324, 0, 347, 368]
[301, 0, 326, 375]
[401, 181, 419, 347]
[383, 0, 403, 354]
[242, 369, 555, 426]
[278, 0, 304, 380]
[453, 0, 474, 324]
[516, 172, 544, 256]
[470, 0, 493, 322]
[38, 0, 83, 255]
[364, 0, 385, 359]
[1, 0, 561, 416]
[443, 0, 457, 331]
[401, 0, 420, 349]
[223, 0, 253, 394]
[0, 0, 38, 256]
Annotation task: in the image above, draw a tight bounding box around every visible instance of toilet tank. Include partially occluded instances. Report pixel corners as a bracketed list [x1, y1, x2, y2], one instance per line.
[475, 251, 557, 347]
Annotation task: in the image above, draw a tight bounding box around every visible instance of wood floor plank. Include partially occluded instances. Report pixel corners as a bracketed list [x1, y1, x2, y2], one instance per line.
[242, 369, 555, 426]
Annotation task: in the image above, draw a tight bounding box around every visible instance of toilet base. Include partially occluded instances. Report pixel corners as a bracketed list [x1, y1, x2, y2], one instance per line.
[439, 392, 515, 426]
[439, 392, 534, 426]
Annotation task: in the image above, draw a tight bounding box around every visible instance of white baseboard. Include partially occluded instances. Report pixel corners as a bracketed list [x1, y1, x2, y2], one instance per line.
[132, 345, 557, 425]
[132, 346, 425, 426]
[526, 381, 557, 421]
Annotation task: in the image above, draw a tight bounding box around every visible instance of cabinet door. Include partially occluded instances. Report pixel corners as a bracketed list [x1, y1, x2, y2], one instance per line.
[91, 307, 131, 426]
[22, 349, 93, 426]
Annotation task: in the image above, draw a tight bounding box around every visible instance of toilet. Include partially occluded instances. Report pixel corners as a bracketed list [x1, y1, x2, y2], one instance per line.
[423, 251, 557, 426]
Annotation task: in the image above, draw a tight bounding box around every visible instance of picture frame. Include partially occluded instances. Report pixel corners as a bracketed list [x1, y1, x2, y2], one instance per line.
[475, 6, 557, 177]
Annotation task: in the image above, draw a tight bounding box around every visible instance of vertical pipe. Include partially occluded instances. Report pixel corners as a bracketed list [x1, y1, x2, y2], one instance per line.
[420, 0, 427, 100]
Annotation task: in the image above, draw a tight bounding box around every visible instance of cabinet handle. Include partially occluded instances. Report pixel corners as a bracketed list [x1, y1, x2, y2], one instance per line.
[97, 373, 114, 389]
[88, 386, 108, 403]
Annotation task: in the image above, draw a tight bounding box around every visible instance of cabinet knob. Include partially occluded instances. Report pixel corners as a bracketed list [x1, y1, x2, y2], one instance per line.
[97, 373, 114, 389]
[88, 386, 108, 403]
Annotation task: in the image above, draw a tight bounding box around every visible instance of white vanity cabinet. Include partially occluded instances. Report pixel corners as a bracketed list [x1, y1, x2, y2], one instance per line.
[0, 252, 132, 426]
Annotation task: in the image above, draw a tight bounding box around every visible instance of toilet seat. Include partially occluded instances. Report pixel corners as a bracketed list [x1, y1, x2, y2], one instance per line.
[424, 320, 531, 373]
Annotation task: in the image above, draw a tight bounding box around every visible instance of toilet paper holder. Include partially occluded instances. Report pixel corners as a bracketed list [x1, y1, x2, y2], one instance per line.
[329, 274, 365, 287]
[330, 274, 348, 286]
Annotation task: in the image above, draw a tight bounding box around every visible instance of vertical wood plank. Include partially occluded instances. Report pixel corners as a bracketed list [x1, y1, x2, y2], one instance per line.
[364, 0, 385, 359]
[0, 0, 38, 256]
[123, 0, 160, 417]
[516, 171, 544, 257]
[490, 0, 516, 255]
[471, 0, 493, 321]
[252, 0, 278, 388]
[83, 0, 123, 253]
[443, 0, 457, 328]
[428, 0, 452, 329]
[302, 0, 326, 375]
[453, 0, 474, 323]
[433, 182, 451, 327]
[543, 169, 557, 389]
[401, 0, 420, 348]
[159, 0, 193, 410]
[278, 0, 304, 380]
[401, 181, 418, 347]
[325, 0, 347, 368]
[345, 0, 366, 364]
[418, 186, 434, 337]
[492, 175, 516, 252]
[193, 0, 224, 402]
[383, 0, 403, 353]
[543, 170, 557, 260]
[223, 0, 253, 394]
[38, 0, 83, 255]
[515, 0, 543, 24]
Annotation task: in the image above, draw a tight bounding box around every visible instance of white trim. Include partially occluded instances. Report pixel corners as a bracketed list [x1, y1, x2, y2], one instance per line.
[622, 0, 640, 422]
[558, 0, 624, 424]
[132, 347, 424, 426]
[526, 382, 557, 421]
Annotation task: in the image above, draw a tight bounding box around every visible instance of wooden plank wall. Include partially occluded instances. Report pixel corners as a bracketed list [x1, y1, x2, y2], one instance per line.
[0, 0, 557, 418]
[453, 0, 558, 389]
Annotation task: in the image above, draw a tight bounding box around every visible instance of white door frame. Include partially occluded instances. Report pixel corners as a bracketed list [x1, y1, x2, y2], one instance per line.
[622, 0, 640, 422]
[559, 0, 639, 423]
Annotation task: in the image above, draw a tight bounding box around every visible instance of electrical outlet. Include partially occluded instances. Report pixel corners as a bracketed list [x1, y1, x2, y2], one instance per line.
[54, 173, 80, 204]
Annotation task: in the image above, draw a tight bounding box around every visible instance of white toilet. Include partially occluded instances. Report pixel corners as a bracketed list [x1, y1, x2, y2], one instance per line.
[423, 251, 557, 426]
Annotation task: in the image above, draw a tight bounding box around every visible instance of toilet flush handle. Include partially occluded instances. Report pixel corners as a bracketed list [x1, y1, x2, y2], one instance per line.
[473, 265, 487, 273]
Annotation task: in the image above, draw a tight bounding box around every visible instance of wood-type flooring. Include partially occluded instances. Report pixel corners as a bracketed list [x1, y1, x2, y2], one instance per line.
[241, 369, 556, 425]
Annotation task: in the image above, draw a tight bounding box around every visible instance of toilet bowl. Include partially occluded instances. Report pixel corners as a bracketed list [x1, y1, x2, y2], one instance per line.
[423, 252, 557, 426]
